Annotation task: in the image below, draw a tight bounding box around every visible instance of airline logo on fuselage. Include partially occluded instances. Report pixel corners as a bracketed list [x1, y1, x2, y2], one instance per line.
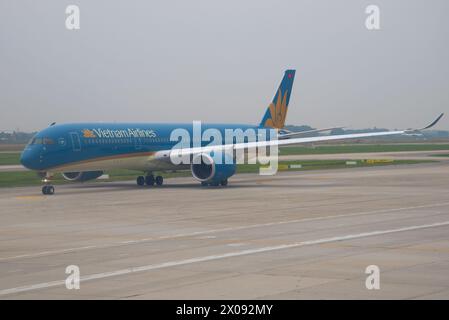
[82, 129, 96, 138]
[82, 128, 157, 139]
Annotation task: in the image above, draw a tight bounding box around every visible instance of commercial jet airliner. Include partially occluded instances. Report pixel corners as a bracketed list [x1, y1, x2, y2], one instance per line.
[20, 70, 443, 194]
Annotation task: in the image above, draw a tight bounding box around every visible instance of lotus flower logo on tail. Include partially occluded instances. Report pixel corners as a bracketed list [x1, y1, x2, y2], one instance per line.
[259, 69, 295, 129]
[264, 89, 288, 129]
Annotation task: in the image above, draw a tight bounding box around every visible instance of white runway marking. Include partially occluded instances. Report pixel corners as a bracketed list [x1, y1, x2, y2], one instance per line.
[0, 165, 26, 172]
[2, 201, 449, 262]
[1, 220, 449, 296]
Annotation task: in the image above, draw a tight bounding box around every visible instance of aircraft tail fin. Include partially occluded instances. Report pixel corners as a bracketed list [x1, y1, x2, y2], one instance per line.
[259, 69, 296, 129]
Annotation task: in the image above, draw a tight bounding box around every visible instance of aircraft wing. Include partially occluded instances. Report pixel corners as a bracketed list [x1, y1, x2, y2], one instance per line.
[278, 126, 345, 139]
[404, 112, 445, 134]
[156, 114, 444, 161]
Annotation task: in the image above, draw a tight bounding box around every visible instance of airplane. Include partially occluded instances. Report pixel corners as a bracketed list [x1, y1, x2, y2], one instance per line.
[20, 70, 444, 195]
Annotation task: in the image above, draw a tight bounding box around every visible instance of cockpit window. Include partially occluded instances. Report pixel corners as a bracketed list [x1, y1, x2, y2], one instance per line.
[43, 138, 55, 145]
[29, 137, 54, 145]
[31, 138, 43, 145]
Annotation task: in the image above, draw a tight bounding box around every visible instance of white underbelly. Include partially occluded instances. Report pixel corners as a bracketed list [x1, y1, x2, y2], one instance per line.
[52, 155, 187, 173]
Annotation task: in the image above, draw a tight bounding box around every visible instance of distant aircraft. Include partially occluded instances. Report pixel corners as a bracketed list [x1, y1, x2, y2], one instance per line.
[20, 70, 443, 194]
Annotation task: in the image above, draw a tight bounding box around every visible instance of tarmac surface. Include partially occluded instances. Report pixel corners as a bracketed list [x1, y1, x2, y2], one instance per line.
[0, 150, 448, 172]
[1, 161, 449, 299]
[279, 150, 449, 161]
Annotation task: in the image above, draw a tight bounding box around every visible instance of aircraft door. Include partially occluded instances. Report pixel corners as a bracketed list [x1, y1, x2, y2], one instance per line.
[70, 132, 81, 151]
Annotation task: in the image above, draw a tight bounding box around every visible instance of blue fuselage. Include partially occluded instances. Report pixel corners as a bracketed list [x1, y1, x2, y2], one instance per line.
[20, 123, 267, 172]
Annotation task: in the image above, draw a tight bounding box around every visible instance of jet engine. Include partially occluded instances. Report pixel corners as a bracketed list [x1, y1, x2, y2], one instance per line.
[191, 152, 236, 185]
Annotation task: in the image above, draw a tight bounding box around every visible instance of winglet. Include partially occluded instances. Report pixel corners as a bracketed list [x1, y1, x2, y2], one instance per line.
[420, 113, 444, 130]
[404, 113, 444, 134]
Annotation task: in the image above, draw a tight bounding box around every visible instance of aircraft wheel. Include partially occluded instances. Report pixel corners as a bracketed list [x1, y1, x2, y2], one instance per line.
[155, 176, 163, 186]
[42, 185, 55, 195]
[136, 176, 145, 186]
[201, 182, 209, 187]
[145, 175, 155, 186]
[210, 182, 220, 187]
[220, 179, 228, 186]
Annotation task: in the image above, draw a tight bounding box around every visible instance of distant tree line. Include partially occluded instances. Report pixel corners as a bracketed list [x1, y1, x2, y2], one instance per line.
[0, 131, 36, 144]
[284, 125, 449, 141]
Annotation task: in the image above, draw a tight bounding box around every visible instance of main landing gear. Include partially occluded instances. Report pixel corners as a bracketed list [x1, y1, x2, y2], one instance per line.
[136, 174, 164, 187]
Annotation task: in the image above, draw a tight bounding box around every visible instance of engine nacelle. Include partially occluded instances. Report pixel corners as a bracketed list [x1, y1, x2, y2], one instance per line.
[191, 152, 236, 184]
[62, 171, 104, 182]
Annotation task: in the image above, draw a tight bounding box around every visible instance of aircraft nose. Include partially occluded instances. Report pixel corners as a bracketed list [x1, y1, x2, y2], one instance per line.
[20, 149, 40, 170]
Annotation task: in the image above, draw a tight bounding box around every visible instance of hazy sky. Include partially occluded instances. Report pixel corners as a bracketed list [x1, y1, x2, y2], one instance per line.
[1, 0, 448, 131]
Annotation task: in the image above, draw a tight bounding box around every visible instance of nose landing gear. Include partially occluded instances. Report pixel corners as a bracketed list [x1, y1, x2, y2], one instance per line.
[40, 173, 55, 195]
[42, 185, 55, 195]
